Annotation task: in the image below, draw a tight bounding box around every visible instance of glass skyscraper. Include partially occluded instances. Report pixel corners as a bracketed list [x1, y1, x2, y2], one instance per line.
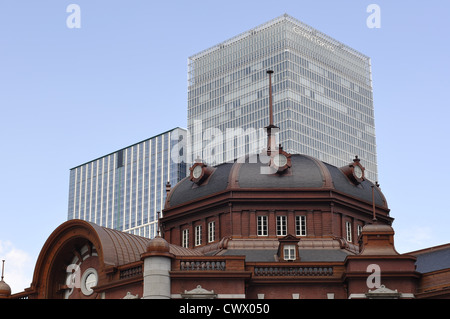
[67, 127, 187, 238]
[187, 14, 378, 181]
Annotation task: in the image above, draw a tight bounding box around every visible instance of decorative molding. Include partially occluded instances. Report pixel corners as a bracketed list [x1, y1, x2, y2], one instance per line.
[181, 285, 217, 299]
[123, 291, 139, 299]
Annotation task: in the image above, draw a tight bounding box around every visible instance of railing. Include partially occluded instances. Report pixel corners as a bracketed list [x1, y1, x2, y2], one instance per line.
[119, 265, 142, 279]
[254, 266, 333, 276]
[174, 256, 246, 272]
[180, 260, 226, 271]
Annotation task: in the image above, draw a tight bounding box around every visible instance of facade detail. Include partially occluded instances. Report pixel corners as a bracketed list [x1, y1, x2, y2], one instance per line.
[13, 153, 450, 299]
[67, 127, 187, 238]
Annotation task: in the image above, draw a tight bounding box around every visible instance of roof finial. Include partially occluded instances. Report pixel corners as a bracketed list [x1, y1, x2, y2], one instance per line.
[1, 260, 4, 281]
[265, 70, 279, 156]
[267, 70, 274, 127]
[156, 212, 161, 237]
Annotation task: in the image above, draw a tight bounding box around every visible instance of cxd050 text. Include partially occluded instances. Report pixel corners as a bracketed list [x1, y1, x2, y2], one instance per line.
[223, 303, 270, 314]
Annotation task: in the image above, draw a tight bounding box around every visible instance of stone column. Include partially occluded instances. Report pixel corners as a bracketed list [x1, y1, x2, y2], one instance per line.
[141, 237, 174, 299]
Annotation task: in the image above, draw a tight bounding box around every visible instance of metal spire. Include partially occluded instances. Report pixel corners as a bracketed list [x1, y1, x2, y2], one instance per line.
[371, 185, 377, 222]
[157, 211, 161, 237]
[265, 70, 278, 155]
[268, 70, 274, 127]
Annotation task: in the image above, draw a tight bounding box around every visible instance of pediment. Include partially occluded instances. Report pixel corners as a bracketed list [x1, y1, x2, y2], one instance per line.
[181, 285, 217, 299]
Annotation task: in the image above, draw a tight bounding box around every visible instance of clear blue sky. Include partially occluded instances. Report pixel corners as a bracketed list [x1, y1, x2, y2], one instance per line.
[1, 0, 449, 293]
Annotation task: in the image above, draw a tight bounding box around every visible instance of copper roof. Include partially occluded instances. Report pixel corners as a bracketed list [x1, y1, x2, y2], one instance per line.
[0, 280, 11, 297]
[90, 223, 151, 266]
[165, 154, 388, 210]
[86, 221, 202, 265]
[43, 220, 202, 269]
[61, 219, 202, 266]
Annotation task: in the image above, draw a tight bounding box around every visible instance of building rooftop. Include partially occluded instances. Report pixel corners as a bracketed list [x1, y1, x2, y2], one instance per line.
[408, 243, 450, 273]
[165, 154, 387, 210]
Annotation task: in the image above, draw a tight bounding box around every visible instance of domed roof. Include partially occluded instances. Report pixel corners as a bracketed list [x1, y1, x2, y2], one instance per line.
[165, 154, 387, 209]
[0, 260, 11, 298]
[0, 280, 11, 298]
[146, 236, 170, 253]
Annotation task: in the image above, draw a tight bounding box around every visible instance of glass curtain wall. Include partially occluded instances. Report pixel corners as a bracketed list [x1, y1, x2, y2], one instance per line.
[187, 14, 377, 182]
[68, 128, 187, 238]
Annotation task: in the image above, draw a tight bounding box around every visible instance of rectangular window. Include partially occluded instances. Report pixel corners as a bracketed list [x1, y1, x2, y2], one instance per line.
[182, 229, 189, 248]
[195, 225, 202, 246]
[277, 216, 287, 236]
[346, 221, 352, 242]
[208, 221, 215, 243]
[284, 245, 296, 261]
[357, 224, 363, 237]
[257, 215, 268, 236]
[117, 149, 124, 168]
[296, 215, 306, 236]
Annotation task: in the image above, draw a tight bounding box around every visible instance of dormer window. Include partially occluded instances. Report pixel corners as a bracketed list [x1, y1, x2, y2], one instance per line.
[189, 160, 215, 185]
[283, 245, 297, 261]
[340, 155, 366, 185]
[277, 234, 300, 262]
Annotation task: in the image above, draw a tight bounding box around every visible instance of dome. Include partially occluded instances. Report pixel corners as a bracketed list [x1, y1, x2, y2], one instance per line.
[0, 280, 11, 298]
[165, 154, 387, 210]
[146, 236, 170, 254]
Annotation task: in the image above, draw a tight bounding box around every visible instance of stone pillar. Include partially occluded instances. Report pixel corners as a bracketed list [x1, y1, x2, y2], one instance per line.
[141, 236, 174, 299]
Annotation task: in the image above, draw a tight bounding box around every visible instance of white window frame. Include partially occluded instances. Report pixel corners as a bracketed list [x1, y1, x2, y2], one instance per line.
[195, 225, 202, 246]
[346, 221, 352, 242]
[277, 215, 287, 236]
[283, 244, 296, 261]
[208, 221, 215, 243]
[357, 224, 363, 237]
[257, 215, 268, 236]
[295, 215, 306, 236]
[182, 228, 189, 248]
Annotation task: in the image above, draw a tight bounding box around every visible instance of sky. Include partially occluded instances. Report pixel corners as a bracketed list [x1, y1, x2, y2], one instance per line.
[0, 0, 449, 294]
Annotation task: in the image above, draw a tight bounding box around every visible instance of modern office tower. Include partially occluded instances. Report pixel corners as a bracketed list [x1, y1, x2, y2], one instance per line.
[187, 14, 378, 181]
[67, 127, 187, 238]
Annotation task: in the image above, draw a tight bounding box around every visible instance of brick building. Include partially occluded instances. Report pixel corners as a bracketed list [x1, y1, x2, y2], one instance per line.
[5, 71, 450, 300]
[6, 150, 450, 299]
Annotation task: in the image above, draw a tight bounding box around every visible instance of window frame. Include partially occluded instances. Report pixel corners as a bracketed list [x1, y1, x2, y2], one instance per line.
[257, 215, 268, 236]
[208, 221, 215, 243]
[195, 225, 202, 246]
[276, 215, 287, 236]
[283, 244, 297, 261]
[182, 228, 189, 248]
[345, 221, 352, 242]
[295, 215, 307, 236]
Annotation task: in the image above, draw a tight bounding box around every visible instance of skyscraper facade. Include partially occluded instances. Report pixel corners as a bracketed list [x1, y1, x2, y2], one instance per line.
[187, 14, 378, 181]
[67, 127, 187, 238]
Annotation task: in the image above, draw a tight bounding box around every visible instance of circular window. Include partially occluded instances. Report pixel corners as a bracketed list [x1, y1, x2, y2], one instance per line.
[80, 268, 98, 296]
